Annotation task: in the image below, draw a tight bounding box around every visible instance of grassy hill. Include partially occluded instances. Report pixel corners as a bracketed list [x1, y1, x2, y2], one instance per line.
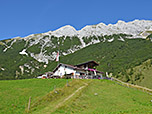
[49, 80, 152, 114]
[118, 59, 152, 89]
[0, 79, 152, 114]
[0, 79, 67, 114]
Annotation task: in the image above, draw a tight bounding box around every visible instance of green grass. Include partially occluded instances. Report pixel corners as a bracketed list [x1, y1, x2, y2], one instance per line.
[120, 59, 152, 89]
[129, 60, 152, 89]
[0, 79, 152, 114]
[139, 67, 152, 89]
[29, 80, 152, 114]
[30, 79, 90, 114]
[0, 79, 68, 114]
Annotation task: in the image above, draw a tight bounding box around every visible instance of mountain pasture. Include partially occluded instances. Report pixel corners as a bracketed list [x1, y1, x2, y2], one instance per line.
[0, 79, 152, 114]
[38, 80, 152, 114]
[0, 79, 67, 114]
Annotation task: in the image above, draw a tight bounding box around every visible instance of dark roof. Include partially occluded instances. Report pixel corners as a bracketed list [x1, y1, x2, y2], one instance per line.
[53, 61, 100, 73]
[75, 61, 99, 68]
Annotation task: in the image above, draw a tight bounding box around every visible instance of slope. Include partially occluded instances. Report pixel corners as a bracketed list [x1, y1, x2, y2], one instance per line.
[119, 59, 152, 89]
[0, 35, 83, 80]
[0, 79, 68, 114]
[59, 38, 152, 86]
[0, 33, 152, 81]
[30, 80, 152, 114]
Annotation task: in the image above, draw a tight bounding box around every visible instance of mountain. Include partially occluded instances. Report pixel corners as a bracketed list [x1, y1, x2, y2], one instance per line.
[0, 19, 152, 81]
[60, 38, 152, 88]
[50, 20, 152, 38]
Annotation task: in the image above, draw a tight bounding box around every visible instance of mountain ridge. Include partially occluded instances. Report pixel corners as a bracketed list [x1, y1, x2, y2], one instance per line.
[47, 19, 152, 38]
[1, 19, 152, 58]
[2, 19, 152, 41]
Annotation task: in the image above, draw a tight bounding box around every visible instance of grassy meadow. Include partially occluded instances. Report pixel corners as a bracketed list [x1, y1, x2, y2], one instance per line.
[0, 79, 152, 114]
[0, 79, 68, 114]
[48, 80, 152, 114]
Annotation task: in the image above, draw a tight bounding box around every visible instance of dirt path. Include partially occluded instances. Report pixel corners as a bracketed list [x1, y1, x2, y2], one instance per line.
[34, 82, 89, 114]
[55, 82, 88, 109]
[112, 77, 152, 94]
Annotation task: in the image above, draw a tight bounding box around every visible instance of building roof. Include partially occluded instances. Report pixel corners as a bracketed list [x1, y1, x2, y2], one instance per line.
[75, 61, 99, 68]
[53, 63, 83, 73]
[53, 61, 101, 73]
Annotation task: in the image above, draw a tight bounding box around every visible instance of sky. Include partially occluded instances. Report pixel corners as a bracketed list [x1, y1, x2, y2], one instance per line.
[0, 0, 152, 40]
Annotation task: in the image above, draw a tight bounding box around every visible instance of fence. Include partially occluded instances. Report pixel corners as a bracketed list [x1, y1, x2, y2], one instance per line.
[112, 77, 152, 94]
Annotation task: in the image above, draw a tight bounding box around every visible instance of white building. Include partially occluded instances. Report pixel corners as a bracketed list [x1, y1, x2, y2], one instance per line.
[52, 61, 103, 79]
[53, 63, 78, 78]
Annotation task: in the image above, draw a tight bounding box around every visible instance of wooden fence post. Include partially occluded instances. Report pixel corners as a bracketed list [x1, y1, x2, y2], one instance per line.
[27, 96, 31, 112]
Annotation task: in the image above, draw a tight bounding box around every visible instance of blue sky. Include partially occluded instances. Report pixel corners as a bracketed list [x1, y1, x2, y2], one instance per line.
[0, 0, 152, 40]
